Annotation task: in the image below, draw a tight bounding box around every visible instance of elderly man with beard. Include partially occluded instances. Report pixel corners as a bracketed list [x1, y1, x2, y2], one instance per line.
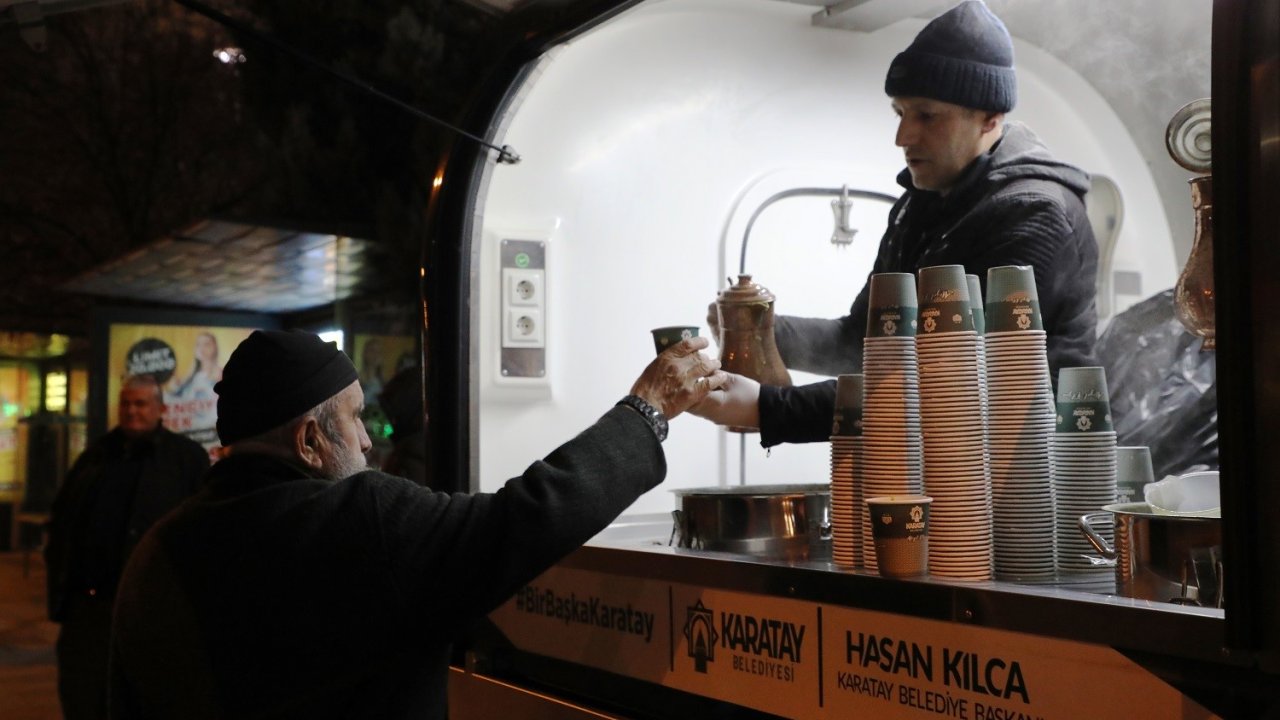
[108, 329, 725, 719]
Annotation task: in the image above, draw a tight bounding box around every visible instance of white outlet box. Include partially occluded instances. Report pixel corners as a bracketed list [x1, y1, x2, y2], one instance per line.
[503, 308, 545, 347]
[504, 268, 544, 307]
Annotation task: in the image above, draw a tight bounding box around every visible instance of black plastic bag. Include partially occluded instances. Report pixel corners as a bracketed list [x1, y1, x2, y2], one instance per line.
[1095, 289, 1217, 480]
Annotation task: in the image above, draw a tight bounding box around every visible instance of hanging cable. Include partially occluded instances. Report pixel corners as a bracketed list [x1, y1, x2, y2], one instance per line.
[169, 0, 520, 164]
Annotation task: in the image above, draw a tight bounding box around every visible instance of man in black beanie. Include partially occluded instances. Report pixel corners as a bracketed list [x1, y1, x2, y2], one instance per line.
[695, 0, 1099, 446]
[108, 329, 726, 719]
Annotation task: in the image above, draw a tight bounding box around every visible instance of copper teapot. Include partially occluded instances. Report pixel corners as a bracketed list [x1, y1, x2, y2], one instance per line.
[1167, 98, 1215, 350]
[715, 274, 793, 389]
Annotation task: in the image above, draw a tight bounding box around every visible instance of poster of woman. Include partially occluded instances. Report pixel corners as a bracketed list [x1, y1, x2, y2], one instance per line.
[107, 324, 256, 458]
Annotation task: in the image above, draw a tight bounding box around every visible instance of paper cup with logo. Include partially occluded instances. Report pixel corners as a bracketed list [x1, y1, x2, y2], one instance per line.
[866, 273, 918, 338]
[1116, 446, 1156, 502]
[832, 373, 865, 437]
[1055, 366, 1114, 433]
[866, 495, 932, 578]
[651, 326, 698, 355]
[917, 265, 974, 335]
[966, 274, 986, 335]
[985, 265, 1044, 333]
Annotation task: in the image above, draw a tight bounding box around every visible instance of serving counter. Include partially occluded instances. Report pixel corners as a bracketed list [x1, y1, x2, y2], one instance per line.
[455, 518, 1278, 720]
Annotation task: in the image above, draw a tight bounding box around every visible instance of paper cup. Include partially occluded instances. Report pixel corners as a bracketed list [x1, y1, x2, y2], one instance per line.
[966, 274, 986, 335]
[1115, 446, 1156, 503]
[1055, 367, 1114, 433]
[651, 326, 698, 355]
[867, 273, 919, 338]
[917, 265, 974, 335]
[866, 495, 932, 578]
[832, 373, 865, 437]
[985, 265, 1043, 333]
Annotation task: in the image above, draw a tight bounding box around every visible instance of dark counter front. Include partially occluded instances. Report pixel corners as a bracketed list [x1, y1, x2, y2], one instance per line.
[460, 523, 1280, 720]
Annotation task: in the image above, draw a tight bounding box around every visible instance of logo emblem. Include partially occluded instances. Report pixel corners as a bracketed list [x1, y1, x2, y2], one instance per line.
[910, 505, 923, 522]
[883, 319, 897, 335]
[1017, 314, 1032, 330]
[923, 317, 937, 333]
[683, 600, 718, 673]
[1076, 415, 1092, 431]
[951, 313, 963, 325]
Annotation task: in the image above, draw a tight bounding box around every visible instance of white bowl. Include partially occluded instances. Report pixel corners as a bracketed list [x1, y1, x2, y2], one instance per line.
[1144, 470, 1220, 517]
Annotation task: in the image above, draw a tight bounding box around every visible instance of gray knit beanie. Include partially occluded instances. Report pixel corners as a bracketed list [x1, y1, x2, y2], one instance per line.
[884, 0, 1017, 113]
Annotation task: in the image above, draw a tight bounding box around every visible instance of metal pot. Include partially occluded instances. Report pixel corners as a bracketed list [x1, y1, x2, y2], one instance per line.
[1079, 502, 1223, 607]
[670, 484, 831, 560]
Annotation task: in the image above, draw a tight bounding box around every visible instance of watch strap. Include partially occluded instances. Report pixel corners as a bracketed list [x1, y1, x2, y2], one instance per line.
[617, 395, 669, 443]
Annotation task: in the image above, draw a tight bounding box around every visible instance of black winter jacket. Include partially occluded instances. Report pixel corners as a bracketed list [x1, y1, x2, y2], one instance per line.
[44, 426, 208, 621]
[108, 405, 663, 720]
[761, 123, 1099, 447]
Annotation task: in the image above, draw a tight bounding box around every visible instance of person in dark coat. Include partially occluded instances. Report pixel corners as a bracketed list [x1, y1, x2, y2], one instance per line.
[44, 374, 209, 720]
[377, 364, 428, 486]
[108, 329, 725, 720]
[695, 0, 1099, 447]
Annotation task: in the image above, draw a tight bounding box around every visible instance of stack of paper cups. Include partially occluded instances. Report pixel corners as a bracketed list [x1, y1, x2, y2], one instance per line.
[860, 273, 924, 573]
[916, 265, 993, 580]
[830, 373, 864, 568]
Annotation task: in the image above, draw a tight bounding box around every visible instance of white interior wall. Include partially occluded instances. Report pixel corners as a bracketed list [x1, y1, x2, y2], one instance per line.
[474, 0, 1175, 518]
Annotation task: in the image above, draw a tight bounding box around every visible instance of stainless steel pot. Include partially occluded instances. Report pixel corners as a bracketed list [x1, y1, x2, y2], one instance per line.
[1079, 502, 1223, 607]
[670, 484, 831, 560]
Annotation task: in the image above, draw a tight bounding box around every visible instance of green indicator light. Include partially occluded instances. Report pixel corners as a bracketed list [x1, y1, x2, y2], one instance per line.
[514, 252, 530, 268]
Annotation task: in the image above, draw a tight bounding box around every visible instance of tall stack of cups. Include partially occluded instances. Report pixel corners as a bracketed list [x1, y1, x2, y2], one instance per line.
[983, 265, 1058, 578]
[1053, 366, 1118, 577]
[860, 273, 924, 573]
[966, 274, 992, 479]
[830, 374, 864, 568]
[916, 265, 993, 580]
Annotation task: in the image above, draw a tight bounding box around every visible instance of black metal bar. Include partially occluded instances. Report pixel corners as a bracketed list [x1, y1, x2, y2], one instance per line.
[167, 0, 519, 164]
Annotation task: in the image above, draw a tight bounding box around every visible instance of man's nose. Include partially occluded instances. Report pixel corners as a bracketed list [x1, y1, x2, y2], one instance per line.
[895, 118, 913, 148]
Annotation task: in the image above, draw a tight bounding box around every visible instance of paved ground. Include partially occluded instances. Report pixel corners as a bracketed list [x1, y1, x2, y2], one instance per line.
[0, 551, 60, 719]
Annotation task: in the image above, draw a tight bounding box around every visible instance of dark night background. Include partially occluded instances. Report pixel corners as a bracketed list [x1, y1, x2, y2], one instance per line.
[0, 0, 506, 338]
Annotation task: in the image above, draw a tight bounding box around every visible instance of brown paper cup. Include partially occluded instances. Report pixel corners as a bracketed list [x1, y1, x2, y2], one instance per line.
[866, 495, 932, 578]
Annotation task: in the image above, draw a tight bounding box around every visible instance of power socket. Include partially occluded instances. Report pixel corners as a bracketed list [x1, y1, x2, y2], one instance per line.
[503, 308, 545, 347]
[504, 268, 544, 307]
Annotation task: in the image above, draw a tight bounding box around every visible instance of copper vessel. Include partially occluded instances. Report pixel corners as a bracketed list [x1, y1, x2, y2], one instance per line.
[715, 274, 793, 394]
[1167, 99, 1215, 350]
[1174, 176, 1215, 349]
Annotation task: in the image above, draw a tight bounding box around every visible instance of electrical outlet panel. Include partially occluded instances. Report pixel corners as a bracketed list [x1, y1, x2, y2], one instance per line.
[499, 239, 547, 380]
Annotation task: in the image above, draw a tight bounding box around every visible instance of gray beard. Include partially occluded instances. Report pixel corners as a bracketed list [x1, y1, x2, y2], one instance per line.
[321, 445, 368, 481]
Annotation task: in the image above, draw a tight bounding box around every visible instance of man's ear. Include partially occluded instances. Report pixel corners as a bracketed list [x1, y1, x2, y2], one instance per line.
[982, 111, 1004, 135]
[295, 418, 325, 471]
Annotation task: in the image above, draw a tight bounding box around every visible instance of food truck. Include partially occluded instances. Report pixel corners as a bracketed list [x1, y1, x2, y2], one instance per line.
[418, 1, 1280, 717]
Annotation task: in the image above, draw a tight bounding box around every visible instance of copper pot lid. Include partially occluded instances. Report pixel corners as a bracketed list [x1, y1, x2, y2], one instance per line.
[717, 274, 775, 305]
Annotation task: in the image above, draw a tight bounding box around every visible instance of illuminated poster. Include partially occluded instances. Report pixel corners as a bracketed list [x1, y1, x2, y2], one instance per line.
[0, 362, 39, 495]
[107, 324, 257, 455]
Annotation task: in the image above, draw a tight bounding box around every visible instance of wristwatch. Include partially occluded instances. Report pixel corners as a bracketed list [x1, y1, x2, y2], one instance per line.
[617, 395, 669, 443]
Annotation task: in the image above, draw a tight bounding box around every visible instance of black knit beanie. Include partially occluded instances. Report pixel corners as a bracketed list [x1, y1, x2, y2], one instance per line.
[884, 0, 1016, 113]
[214, 330, 359, 445]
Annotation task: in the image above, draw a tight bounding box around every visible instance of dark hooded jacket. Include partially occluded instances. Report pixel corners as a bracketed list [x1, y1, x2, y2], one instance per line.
[760, 122, 1099, 446]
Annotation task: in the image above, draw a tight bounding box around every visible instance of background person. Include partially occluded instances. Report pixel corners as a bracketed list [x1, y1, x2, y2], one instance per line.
[377, 364, 428, 486]
[109, 329, 725, 719]
[701, 0, 1099, 447]
[44, 374, 208, 720]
